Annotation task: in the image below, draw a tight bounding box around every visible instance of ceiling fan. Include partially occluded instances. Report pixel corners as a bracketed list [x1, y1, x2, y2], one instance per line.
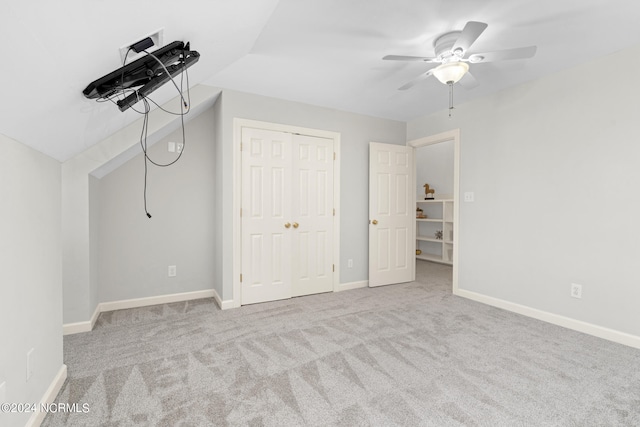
[384, 21, 537, 91]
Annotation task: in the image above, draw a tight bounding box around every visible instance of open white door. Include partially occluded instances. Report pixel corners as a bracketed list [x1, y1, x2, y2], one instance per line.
[369, 142, 415, 287]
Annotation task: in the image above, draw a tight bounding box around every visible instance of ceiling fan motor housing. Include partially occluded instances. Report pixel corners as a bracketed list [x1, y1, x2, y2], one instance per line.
[434, 31, 464, 62]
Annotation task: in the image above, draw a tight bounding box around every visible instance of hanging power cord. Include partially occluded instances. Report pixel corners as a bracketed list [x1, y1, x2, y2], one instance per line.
[99, 45, 192, 218]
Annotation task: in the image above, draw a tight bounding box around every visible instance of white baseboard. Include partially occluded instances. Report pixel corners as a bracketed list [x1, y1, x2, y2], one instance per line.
[98, 289, 215, 312]
[62, 320, 92, 335]
[63, 289, 216, 335]
[212, 288, 234, 310]
[336, 280, 368, 292]
[26, 364, 67, 427]
[455, 289, 640, 350]
[62, 304, 100, 335]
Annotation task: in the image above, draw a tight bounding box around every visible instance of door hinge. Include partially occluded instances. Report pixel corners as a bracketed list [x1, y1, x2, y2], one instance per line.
[333, 208, 335, 216]
[240, 274, 243, 282]
[333, 152, 336, 160]
[333, 264, 335, 272]
[240, 208, 242, 217]
[240, 143, 243, 151]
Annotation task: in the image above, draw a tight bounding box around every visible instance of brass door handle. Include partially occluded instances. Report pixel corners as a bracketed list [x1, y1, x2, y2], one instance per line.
[372, 219, 378, 225]
[285, 222, 291, 228]
[293, 222, 299, 228]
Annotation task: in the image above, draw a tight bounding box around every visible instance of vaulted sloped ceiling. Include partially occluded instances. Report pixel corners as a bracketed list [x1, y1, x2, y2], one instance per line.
[2, 0, 640, 162]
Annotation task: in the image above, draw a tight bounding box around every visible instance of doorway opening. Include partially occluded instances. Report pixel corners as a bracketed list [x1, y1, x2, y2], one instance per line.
[409, 129, 460, 292]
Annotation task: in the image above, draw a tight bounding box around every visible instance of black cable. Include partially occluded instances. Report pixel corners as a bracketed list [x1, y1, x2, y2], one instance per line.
[143, 50, 189, 109]
[92, 44, 193, 217]
[138, 92, 187, 218]
[140, 99, 152, 218]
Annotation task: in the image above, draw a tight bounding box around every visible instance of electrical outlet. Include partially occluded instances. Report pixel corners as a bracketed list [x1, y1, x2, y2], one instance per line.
[168, 265, 177, 277]
[464, 192, 475, 202]
[348, 259, 353, 268]
[168, 141, 176, 152]
[176, 142, 184, 153]
[571, 283, 582, 299]
[26, 348, 34, 381]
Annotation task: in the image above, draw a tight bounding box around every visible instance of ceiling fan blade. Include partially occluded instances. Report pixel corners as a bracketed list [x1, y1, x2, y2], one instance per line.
[468, 46, 537, 63]
[458, 71, 479, 90]
[398, 70, 434, 90]
[383, 55, 437, 62]
[452, 21, 488, 54]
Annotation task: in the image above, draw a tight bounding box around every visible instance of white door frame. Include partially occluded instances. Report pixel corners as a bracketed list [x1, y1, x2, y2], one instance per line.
[233, 118, 341, 307]
[408, 129, 460, 293]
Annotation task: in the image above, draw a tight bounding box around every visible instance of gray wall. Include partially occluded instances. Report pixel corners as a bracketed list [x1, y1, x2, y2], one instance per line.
[415, 141, 454, 199]
[408, 43, 640, 336]
[215, 89, 407, 300]
[0, 134, 63, 426]
[96, 109, 216, 302]
[61, 86, 218, 324]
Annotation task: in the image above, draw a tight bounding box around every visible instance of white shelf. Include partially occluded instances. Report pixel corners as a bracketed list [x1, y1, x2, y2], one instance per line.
[416, 198, 454, 265]
[417, 199, 453, 203]
[416, 235, 443, 243]
[416, 254, 453, 265]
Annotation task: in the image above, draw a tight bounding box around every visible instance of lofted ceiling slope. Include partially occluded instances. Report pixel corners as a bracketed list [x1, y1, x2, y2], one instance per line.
[1, 0, 640, 162]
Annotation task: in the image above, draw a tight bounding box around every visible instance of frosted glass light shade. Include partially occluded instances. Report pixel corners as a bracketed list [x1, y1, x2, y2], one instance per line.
[432, 62, 469, 84]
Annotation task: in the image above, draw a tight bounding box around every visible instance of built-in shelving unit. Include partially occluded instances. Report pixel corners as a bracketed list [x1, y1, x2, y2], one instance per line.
[416, 199, 453, 265]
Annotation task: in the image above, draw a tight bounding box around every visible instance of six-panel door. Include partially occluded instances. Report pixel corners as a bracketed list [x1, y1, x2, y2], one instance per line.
[241, 128, 334, 304]
[369, 142, 415, 287]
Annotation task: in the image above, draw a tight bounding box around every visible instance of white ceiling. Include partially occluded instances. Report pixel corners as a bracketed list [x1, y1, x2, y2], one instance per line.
[2, 0, 640, 162]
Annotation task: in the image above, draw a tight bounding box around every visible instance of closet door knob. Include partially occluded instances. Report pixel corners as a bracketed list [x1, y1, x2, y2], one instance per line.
[285, 222, 291, 228]
[372, 219, 378, 225]
[293, 222, 299, 228]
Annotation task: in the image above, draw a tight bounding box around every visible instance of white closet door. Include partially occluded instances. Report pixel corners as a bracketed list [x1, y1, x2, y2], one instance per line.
[291, 134, 334, 297]
[369, 142, 415, 287]
[241, 128, 293, 305]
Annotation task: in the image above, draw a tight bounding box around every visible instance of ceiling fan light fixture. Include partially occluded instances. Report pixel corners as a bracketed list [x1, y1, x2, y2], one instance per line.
[432, 61, 469, 85]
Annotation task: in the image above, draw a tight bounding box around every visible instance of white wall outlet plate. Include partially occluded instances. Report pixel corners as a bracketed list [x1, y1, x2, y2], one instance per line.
[176, 142, 184, 153]
[464, 192, 475, 202]
[571, 283, 582, 299]
[168, 265, 177, 277]
[168, 141, 176, 153]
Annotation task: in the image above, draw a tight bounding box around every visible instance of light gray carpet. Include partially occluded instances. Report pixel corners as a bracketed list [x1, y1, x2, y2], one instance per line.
[43, 261, 640, 426]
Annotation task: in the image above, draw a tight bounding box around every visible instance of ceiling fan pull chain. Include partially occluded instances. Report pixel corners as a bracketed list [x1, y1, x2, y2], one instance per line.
[448, 82, 454, 118]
